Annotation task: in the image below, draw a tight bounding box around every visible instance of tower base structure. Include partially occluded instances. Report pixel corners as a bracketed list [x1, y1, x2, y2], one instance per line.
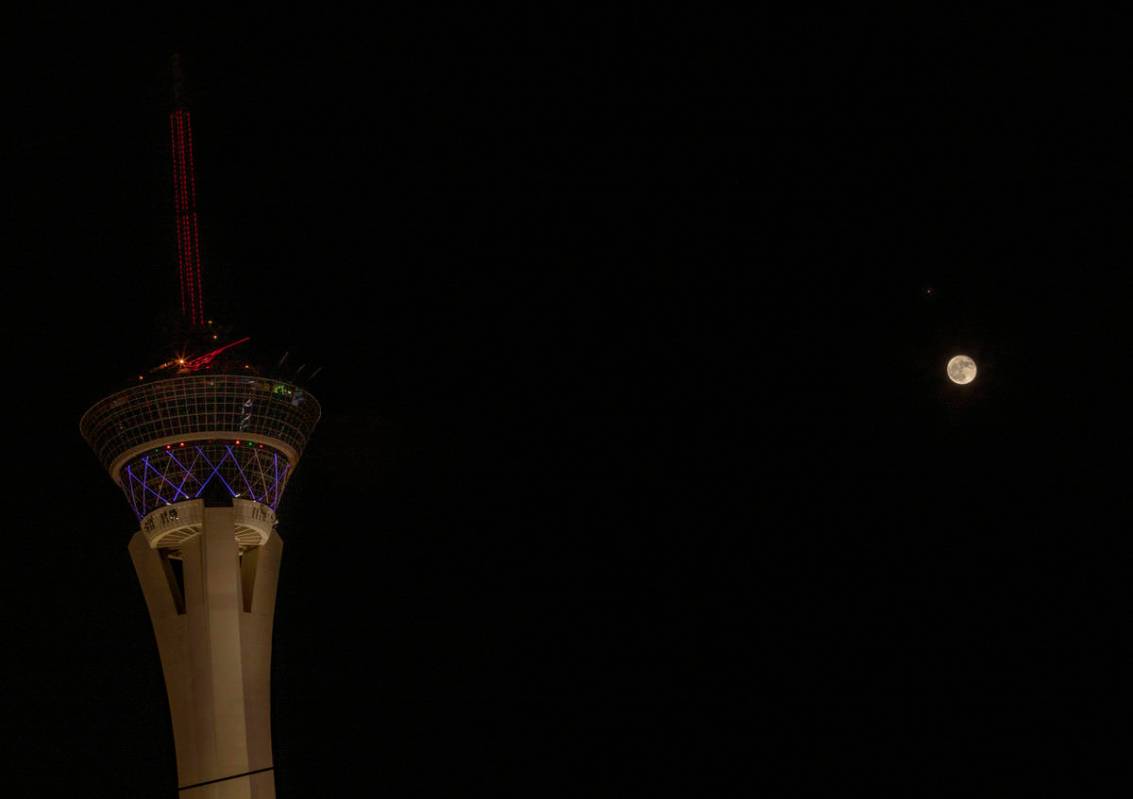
[130, 499, 282, 798]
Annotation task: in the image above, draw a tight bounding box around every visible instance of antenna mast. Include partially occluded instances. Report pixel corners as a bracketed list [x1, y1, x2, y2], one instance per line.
[170, 54, 205, 328]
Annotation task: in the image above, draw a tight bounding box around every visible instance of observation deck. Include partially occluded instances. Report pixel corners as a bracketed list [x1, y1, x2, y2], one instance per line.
[81, 374, 320, 519]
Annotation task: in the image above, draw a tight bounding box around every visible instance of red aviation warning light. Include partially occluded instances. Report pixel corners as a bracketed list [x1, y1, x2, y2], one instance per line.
[170, 55, 205, 328]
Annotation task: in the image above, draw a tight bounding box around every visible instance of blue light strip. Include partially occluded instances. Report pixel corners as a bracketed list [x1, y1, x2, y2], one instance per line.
[132, 460, 172, 509]
[168, 449, 201, 499]
[120, 442, 291, 519]
[159, 450, 177, 486]
[275, 462, 290, 510]
[125, 464, 143, 518]
[192, 445, 239, 498]
[253, 452, 270, 504]
[226, 445, 258, 501]
[143, 455, 192, 501]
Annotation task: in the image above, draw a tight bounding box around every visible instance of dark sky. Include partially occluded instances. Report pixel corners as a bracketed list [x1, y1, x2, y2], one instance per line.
[5, 10, 1123, 794]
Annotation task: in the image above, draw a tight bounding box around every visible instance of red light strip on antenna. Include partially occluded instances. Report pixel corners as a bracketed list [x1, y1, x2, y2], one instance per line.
[170, 108, 205, 327]
[174, 112, 186, 320]
[185, 111, 204, 326]
[170, 119, 186, 319]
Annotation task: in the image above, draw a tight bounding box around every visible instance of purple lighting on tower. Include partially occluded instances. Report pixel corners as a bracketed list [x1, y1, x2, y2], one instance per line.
[118, 440, 294, 519]
[169, 448, 201, 500]
[226, 445, 258, 499]
[143, 456, 192, 501]
[191, 445, 240, 499]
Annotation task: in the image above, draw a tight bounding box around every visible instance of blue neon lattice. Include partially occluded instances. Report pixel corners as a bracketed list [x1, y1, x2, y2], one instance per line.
[121, 441, 292, 519]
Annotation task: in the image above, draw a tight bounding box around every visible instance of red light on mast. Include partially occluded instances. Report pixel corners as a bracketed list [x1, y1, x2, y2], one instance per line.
[170, 106, 205, 328]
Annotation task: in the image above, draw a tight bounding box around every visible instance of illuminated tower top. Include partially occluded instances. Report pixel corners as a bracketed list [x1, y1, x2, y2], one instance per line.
[80, 56, 321, 538]
[80, 374, 320, 529]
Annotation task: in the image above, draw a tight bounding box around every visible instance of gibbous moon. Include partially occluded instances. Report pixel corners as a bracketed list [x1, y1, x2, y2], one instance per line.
[947, 354, 977, 385]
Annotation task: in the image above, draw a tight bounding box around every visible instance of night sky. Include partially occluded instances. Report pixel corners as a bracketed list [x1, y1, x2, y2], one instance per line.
[6, 11, 1123, 794]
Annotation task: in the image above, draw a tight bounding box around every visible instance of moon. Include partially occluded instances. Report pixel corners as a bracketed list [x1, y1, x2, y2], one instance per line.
[947, 354, 977, 385]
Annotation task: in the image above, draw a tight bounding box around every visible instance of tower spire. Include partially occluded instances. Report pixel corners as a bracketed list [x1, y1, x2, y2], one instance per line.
[170, 53, 205, 328]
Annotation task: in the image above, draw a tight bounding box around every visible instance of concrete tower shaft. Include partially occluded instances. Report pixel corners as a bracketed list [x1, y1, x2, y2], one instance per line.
[130, 502, 282, 797]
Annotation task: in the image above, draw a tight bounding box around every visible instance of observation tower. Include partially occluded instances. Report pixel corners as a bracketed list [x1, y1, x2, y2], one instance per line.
[79, 59, 319, 798]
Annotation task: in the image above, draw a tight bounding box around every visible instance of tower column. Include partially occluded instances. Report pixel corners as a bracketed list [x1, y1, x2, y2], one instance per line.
[130, 504, 283, 798]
